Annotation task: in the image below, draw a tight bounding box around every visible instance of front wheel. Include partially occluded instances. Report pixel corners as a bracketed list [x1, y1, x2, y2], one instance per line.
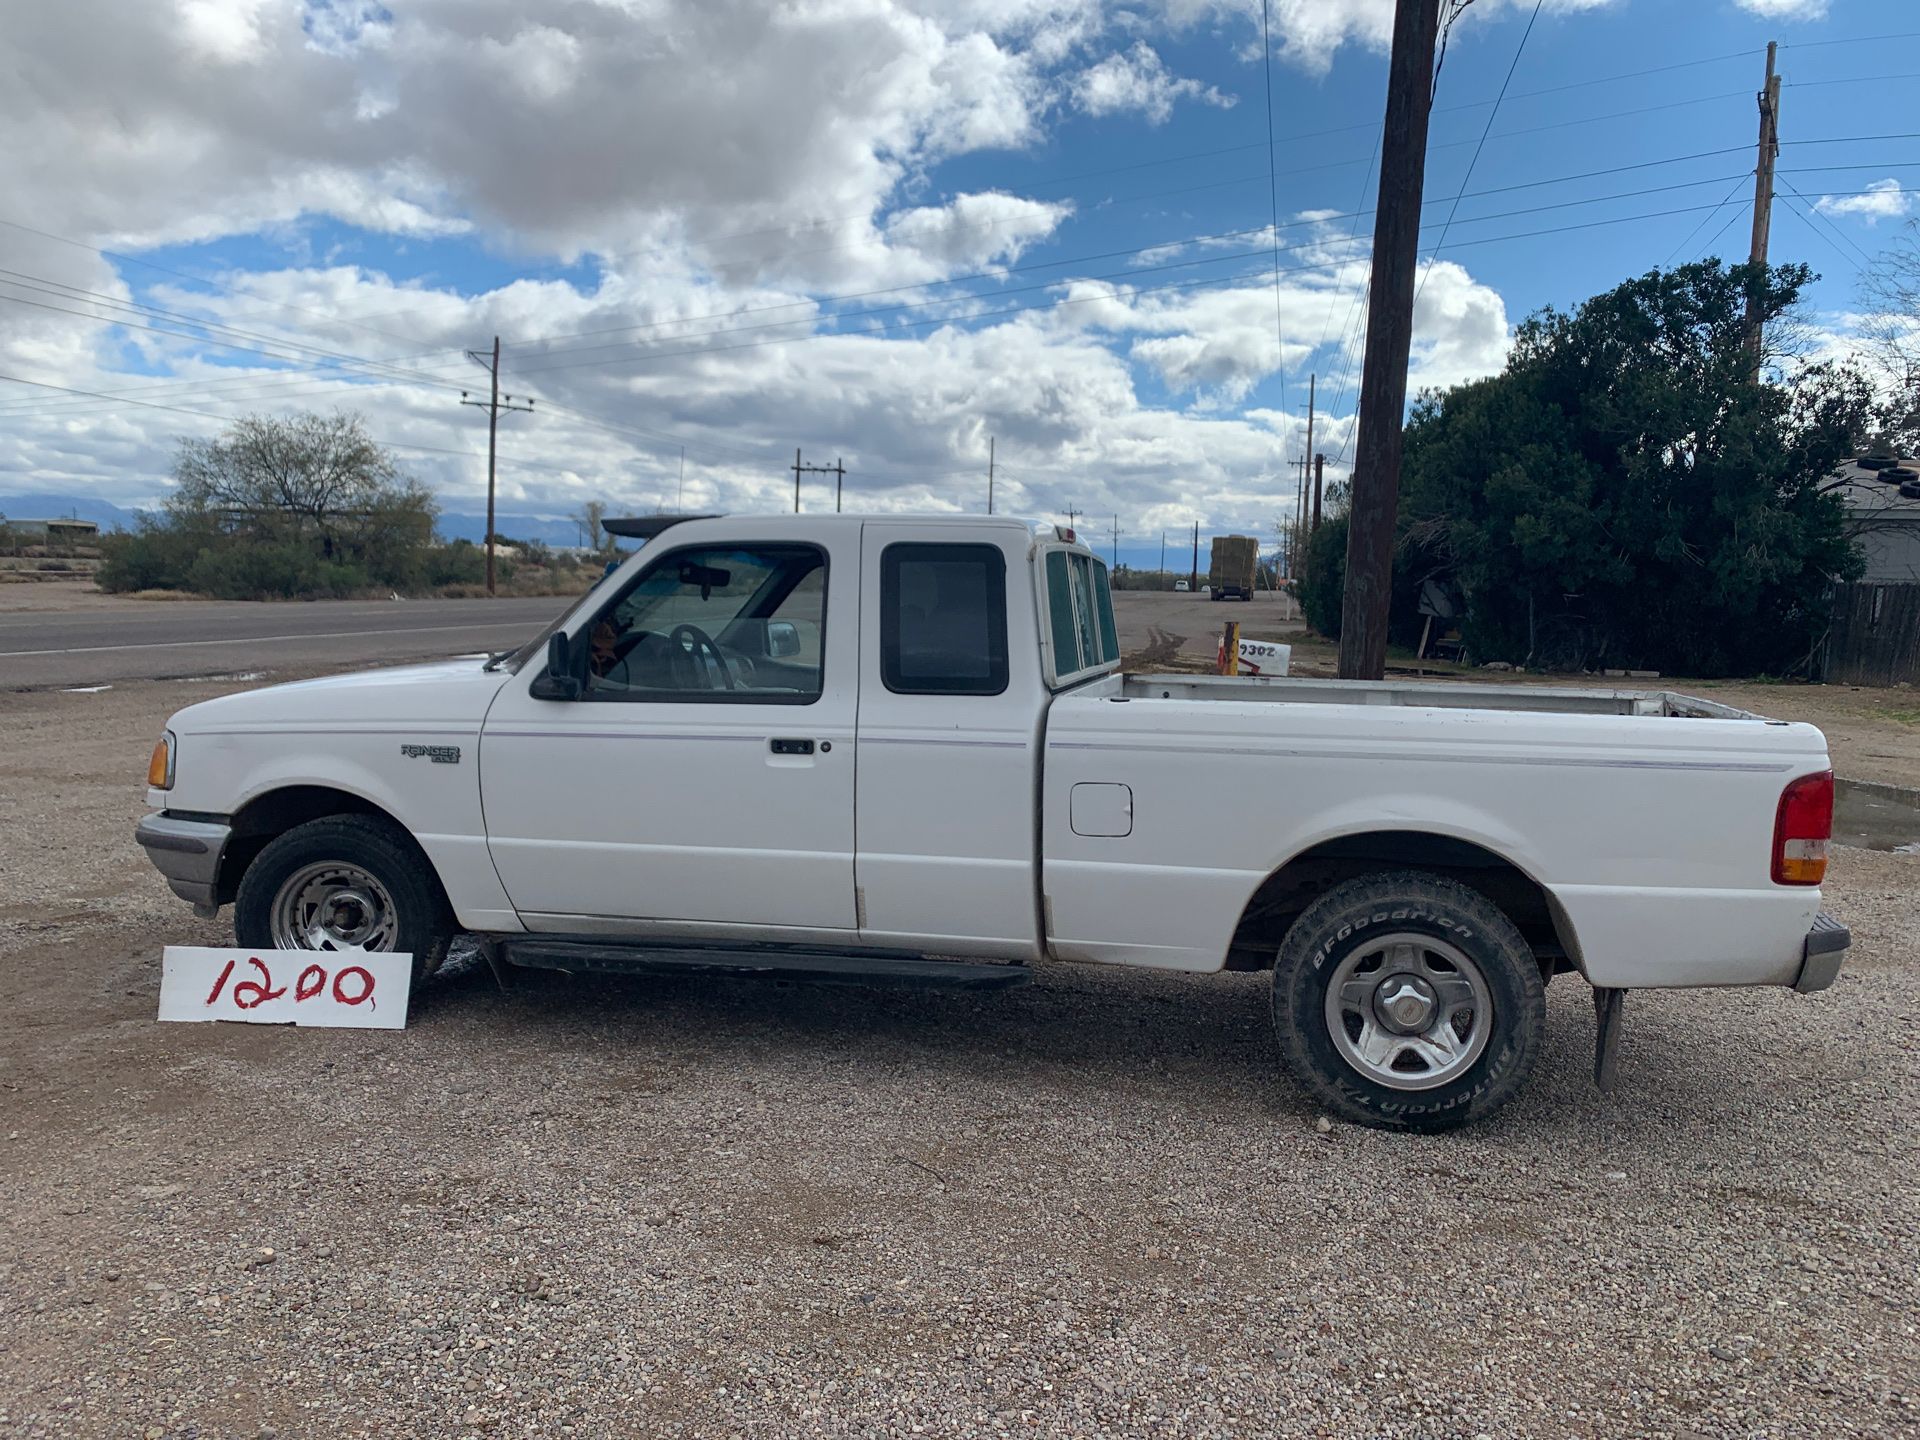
[234, 815, 455, 987]
[1271, 870, 1546, 1131]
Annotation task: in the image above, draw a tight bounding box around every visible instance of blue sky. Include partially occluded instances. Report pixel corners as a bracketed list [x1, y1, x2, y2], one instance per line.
[1, 0, 1915, 565]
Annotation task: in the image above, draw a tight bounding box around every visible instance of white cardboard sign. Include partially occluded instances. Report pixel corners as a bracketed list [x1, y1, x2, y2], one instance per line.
[159, 947, 412, 1029]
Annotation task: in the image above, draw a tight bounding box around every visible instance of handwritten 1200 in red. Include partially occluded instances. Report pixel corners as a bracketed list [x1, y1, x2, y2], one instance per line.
[203, 955, 379, 1012]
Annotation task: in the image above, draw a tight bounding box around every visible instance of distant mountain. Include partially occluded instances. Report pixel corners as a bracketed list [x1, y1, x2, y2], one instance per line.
[0, 493, 145, 531]
[0, 494, 592, 548]
[435, 511, 600, 548]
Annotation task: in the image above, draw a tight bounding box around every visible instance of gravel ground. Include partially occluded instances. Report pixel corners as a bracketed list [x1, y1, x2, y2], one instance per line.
[0, 676, 1916, 1440]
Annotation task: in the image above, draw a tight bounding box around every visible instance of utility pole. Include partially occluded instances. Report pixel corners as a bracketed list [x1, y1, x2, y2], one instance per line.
[1111, 514, 1119, 570]
[790, 450, 845, 513]
[460, 335, 533, 597]
[987, 436, 995, 515]
[1301, 372, 1315, 543]
[1338, 0, 1441, 680]
[1065, 506, 1081, 532]
[1743, 40, 1782, 381]
[1312, 452, 1325, 534]
[1159, 529, 1166, 578]
[677, 446, 685, 512]
[1190, 522, 1200, 592]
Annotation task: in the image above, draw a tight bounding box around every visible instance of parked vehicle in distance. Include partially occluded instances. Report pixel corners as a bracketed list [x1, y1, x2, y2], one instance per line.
[1209, 534, 1259, 601]
[137, 514, 1848, 1130]
[1173, 579, 1189, 592]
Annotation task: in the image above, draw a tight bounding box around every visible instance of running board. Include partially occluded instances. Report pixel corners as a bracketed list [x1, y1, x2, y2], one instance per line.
[499, 938, 1032, 991]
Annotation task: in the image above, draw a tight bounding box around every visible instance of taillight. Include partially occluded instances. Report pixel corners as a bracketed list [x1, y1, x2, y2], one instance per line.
[1772, 769, 1832, 885]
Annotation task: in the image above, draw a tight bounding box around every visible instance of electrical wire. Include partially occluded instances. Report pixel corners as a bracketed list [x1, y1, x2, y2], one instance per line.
[1418, 0, 1546, 301]
[1260, 0, 1287, 449]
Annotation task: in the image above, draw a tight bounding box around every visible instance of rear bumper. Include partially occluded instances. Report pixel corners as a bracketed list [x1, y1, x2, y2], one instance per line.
[1794, 911, 1850, 994]
[134, 813, 231, 909]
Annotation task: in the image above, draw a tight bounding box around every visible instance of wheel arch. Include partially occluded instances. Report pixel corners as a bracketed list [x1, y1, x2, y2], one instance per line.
[1223, 828, 1584, 978]
[217, 784, 426, 906]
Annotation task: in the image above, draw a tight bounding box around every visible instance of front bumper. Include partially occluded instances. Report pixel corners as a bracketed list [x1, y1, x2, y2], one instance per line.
[1794, 911, 1850, 994]
[134, 813, 231, 910]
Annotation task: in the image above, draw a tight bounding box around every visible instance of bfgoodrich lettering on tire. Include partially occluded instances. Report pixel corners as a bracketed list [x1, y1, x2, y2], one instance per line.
[1272, 870, 1546, 1131]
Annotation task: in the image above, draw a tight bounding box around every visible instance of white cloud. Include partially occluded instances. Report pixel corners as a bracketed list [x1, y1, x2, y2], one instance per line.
[1069, 41, 1233, 123]
[1731, 0, 1827, 19]
[0, 0, 1528, 544]
[1815, 178, 1913, 226]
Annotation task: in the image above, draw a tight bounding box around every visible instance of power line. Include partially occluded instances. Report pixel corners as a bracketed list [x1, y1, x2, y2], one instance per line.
[1662, 174, 1754, 267]
[1418, 0, 1547, 300]
[1260, 0, 1287, 446]
[1777, 176, 1880, 273]
[19, 186, 1911, 433]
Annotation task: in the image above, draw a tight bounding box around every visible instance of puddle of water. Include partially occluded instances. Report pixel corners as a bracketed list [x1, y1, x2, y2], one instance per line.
[1832, 778, 1920, 853]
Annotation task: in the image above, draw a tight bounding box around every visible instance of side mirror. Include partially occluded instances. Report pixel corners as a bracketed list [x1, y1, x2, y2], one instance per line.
[529, 630, 583, 701]
[766, 620, 801, 659]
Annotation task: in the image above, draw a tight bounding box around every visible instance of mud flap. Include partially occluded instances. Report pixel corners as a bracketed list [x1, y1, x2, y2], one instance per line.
[1592, 986, 1625, 1093]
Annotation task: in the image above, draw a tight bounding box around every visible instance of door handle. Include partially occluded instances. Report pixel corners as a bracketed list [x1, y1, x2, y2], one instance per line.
[769, 738, 814, 756]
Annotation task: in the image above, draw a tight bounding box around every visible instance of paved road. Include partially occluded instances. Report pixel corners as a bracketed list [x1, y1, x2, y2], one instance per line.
[0, 594, 570, 690]
[0, 584, 1301, 690]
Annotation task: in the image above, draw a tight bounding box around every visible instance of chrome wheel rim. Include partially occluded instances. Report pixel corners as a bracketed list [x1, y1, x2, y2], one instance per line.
[269, 862, 400, 951]
[1324, 932, 1492, 1091]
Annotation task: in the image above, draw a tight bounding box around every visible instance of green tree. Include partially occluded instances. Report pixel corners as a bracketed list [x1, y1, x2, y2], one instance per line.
[101, 412, 445, 597]
[169, 411, 436, 572]
[1395, 259, 1872, 675]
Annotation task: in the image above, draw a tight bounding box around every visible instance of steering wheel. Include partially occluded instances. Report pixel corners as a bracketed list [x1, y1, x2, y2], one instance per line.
[667, 623, 734, 690]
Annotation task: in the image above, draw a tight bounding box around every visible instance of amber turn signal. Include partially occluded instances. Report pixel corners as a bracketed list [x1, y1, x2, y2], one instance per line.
[147, 734, 174, 790]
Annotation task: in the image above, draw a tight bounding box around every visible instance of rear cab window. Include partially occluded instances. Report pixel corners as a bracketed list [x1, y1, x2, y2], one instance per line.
[1041, 548, 1121, 688]
[880, 543, 1010, 695]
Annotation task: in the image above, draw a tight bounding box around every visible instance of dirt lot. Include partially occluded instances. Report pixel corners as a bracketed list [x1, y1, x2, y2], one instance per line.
[1, 670, 1917, 1440]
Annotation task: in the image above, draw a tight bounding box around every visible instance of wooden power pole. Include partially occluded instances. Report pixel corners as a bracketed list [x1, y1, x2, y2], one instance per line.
[1338, 0, 1442, 680]
[987, 436, 995, 515]
[790, 450, 845, 513]
[1190, 522, 1200, 592]
[460, 335, 533, 597]
[1743, 40, 1782, 381]
[1312, 452, 1326, 534]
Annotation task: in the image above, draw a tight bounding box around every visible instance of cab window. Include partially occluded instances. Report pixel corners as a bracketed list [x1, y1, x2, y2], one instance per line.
[881, 543, 1008, 695]
[583, 544, 825, 702]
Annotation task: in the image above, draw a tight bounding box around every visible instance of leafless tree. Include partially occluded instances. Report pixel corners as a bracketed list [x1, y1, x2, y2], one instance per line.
[572, 499, 608, 552]
[1859, 219, 1920, 447]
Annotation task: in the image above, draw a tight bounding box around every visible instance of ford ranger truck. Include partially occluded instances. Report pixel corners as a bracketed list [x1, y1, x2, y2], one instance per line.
[136, 514, 1849, 1131]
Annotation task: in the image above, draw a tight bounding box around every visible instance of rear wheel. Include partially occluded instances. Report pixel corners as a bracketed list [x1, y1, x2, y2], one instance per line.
[1271, 871, 1546, 1131]
[234, 815, 455, 987]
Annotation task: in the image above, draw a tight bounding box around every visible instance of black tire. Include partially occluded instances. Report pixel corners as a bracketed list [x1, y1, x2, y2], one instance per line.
[1271, 870, 1546, 1132]
[234, 815, 455, 987]
[1858, 456, 1894, 471]
[1902, 481, 1920, 500]
[1881, 466, 1918, 482]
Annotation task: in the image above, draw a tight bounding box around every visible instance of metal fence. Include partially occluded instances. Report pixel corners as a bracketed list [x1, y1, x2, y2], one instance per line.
[1823, 583, 1920, 686]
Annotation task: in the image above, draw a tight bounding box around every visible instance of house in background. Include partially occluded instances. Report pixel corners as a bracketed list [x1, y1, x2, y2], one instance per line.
[1830, 460, 1920, 583]
[2, 516, 101, 555]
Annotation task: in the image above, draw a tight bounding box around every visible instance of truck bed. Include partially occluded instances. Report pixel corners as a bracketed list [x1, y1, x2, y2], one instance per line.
[1116, 672, 1763, 720]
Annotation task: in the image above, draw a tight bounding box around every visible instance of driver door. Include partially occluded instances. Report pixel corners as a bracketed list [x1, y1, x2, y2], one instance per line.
[479, 522, 858, 932]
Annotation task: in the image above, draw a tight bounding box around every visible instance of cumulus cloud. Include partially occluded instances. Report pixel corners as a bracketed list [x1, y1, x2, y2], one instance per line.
[1068, 41, 1233, 123]
[0, 0, 1532, 542]
[1815, 178, 1913, 226]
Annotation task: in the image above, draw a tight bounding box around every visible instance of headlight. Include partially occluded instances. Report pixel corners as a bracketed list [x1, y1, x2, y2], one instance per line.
[147, 732, 176, 790]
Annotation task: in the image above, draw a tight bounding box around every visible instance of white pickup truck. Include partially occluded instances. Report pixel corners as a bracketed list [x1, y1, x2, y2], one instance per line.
[137, 514, 1848, 1130]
